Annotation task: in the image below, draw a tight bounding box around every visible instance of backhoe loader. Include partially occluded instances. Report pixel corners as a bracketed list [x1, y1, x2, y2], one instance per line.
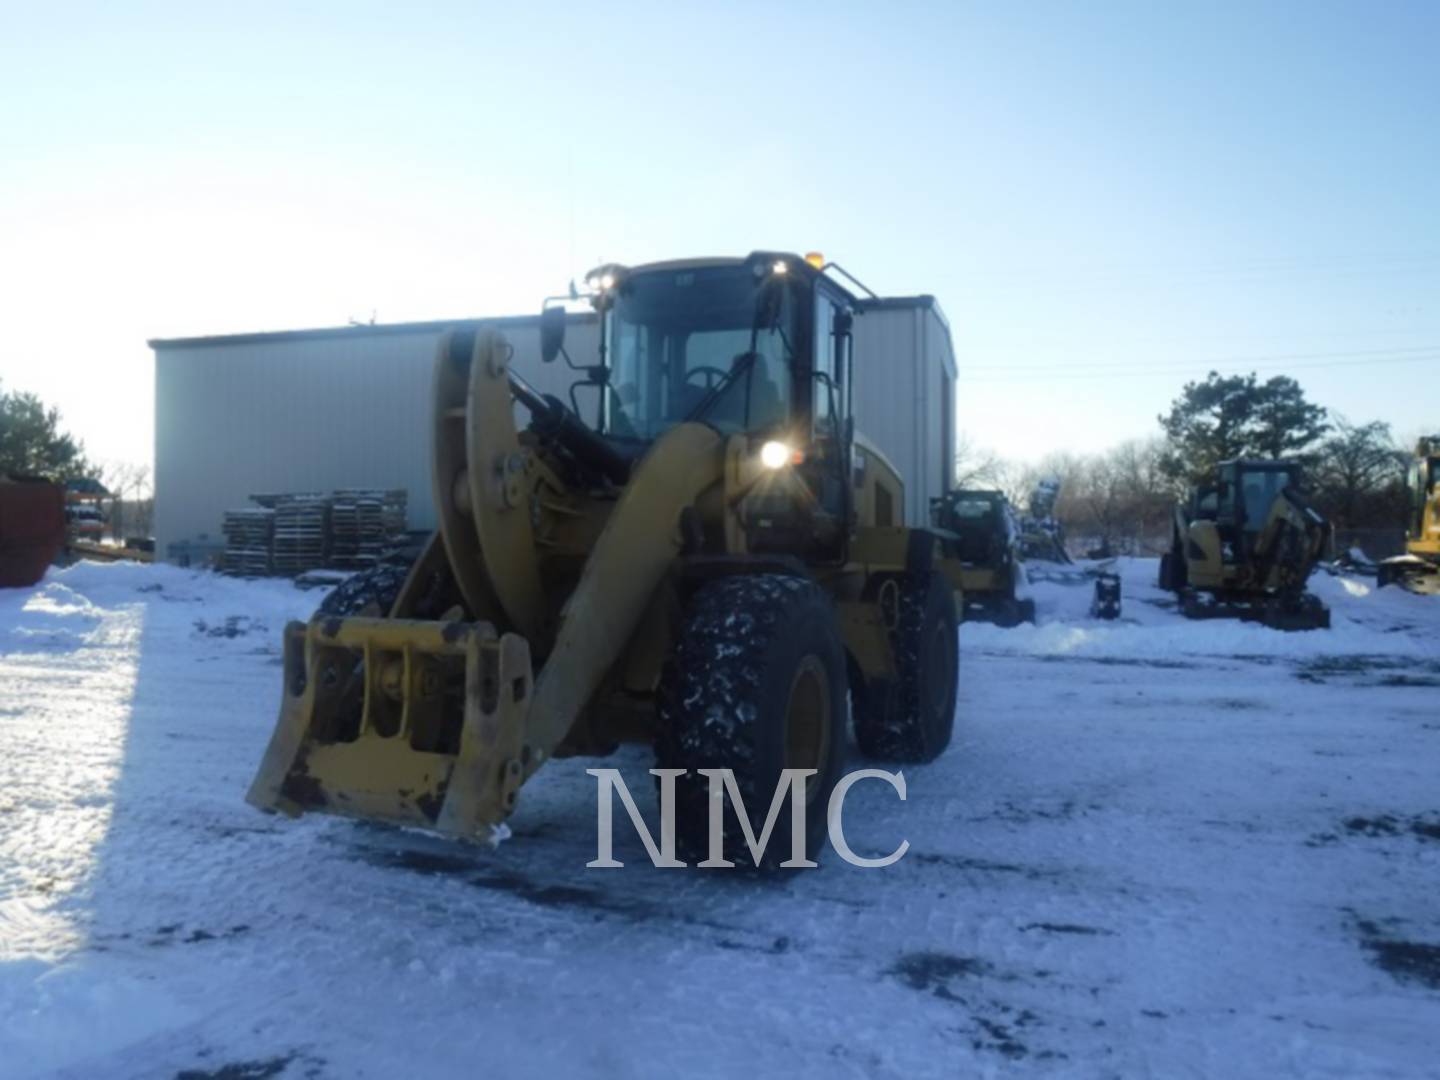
[1377, 436, 1440, 594]
[246, 252, 960, 866]
[1158, 459, 1332, 630]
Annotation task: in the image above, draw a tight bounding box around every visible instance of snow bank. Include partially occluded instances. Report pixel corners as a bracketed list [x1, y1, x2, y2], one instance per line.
[0, 561, 318, 651]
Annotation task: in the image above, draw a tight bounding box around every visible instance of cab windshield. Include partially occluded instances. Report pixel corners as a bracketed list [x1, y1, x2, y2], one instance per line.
[604, 265, 798, 440]
[952, 499, 998, 520]
[1239, 467, 1298, 529]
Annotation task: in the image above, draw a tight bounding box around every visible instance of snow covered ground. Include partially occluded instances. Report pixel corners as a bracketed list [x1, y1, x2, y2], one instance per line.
[1, 558, 1437, 1078]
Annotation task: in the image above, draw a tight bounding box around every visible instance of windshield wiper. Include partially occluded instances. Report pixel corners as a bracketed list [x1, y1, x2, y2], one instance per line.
[684, 349, 761, 424]
[684, 280, 791, 425]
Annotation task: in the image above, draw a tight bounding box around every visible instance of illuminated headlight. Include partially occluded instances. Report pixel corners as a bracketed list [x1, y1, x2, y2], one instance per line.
[759, 440, 793, 469]
[772, 260, 787, 275]
[585, 268, 617, 291]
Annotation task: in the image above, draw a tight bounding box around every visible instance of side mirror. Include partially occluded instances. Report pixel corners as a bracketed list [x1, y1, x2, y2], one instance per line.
[540, 306, 566, 364]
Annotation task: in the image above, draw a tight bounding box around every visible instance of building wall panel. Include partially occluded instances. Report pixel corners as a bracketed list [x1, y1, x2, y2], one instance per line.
[154, 318, 595, 557]
[849, 301, 957, 527]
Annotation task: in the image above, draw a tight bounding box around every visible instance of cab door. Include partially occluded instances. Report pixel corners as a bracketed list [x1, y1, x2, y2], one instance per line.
[808, 284, 853, 532]
[812, 285, 852, 506]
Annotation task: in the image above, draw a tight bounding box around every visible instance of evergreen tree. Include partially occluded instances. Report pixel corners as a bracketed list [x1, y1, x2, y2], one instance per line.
[0, 381, 92, 481]
[1158, 371, 1328, 484]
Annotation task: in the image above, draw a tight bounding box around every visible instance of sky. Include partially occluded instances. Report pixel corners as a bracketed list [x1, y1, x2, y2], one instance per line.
[2, 0, 1438, 475]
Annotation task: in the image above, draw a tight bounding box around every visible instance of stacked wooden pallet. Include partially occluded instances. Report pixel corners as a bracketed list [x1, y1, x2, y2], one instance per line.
[331, 489, 408, 568]
[378, 490, 407, 541]
[220, 490, 407, 577]
[269, 496, 330, 574]
[221, 507, 274, 577]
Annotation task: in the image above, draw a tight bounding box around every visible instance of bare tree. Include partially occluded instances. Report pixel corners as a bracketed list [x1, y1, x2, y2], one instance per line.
[993, 458, 1042, 514]
[1310, 416, 1405, 528]
[1108, 437, 1175, 550]
[1069, 455, 1125, 550]
[953, 432, 1003, 489]
[996, 440, 1175, 555]
[99, 461, 155, 542]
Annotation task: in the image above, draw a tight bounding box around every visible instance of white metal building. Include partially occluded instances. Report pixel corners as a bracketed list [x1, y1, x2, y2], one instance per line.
[151, 297, 954, 559]
[851, 295, 957, 526]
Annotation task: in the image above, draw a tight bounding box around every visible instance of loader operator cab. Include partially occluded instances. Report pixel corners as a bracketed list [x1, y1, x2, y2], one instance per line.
[601, 261, 799, 440]
[542, 253, 859, 558]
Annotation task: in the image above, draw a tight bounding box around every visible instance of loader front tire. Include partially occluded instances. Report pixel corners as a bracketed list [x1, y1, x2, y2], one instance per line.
[854, 571, 958, 764]
[656, 574, 848, 868]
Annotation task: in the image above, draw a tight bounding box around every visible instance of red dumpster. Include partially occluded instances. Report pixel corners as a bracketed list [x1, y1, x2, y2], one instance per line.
[0, 476, 66, 588]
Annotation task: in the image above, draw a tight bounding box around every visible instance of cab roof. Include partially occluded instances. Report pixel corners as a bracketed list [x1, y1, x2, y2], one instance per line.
[615, 251, 858, 305]
[612, 251, 952, 330]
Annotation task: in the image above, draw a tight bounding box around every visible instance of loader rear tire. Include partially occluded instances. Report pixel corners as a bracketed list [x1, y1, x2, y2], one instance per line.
[318, 562, 408, 618]
[854, 571, 958, 764]
[656, 574, 848, 868]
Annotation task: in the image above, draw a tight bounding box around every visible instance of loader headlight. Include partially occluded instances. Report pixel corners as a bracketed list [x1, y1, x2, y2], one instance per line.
[584, 266, 618, 291]
[760, 440, 796, 470]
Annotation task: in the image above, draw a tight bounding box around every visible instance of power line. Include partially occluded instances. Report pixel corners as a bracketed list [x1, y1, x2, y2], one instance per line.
[957, 350, 1440, 384]
[940, 250, 1440, 284]
[956, 351, 1440, 380]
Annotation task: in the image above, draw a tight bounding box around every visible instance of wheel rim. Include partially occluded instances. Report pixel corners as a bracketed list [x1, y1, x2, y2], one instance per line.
[784, 654, 832, 804]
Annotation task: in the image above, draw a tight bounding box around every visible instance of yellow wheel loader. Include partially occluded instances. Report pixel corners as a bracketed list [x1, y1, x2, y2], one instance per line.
[931, 489, 1035, 625]
[246, 252, 960, 866]
[1158, 459, 1333, 630]
[1378, 436, 1440, 594]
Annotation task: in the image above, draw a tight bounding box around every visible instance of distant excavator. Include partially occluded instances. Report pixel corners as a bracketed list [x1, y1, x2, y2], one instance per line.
[1377, 436, 1440, 594]
[1158, 459, 1332, 630]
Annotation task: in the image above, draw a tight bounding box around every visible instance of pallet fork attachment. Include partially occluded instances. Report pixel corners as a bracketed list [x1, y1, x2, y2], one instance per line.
[246, 616, 532, 841]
